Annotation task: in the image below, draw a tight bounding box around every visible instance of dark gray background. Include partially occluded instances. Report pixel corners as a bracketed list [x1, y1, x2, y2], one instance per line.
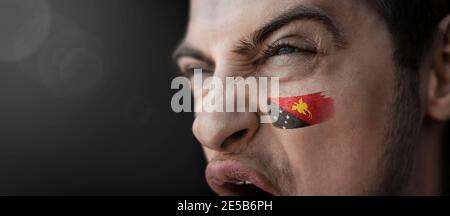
[0, 0, 448, 196]
[0, 0, 212, 195]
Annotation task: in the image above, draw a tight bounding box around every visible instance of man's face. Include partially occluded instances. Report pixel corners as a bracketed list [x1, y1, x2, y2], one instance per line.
[175, 0, 401, 195]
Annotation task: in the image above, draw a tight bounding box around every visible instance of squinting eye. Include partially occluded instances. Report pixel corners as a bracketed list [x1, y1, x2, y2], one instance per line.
[275, 46, 300, 55]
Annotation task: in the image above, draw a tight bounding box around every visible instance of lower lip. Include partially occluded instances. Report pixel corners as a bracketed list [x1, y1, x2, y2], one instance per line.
[205, 160, 278, 195]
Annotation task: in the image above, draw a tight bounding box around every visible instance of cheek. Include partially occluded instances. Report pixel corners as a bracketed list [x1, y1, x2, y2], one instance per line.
[322, 66, 394, 193]
[270, 42, 396, 194]
[274, 77, 395, 194]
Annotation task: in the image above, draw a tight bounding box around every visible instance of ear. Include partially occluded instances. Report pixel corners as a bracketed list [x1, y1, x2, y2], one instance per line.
[428, 15, 450, 121]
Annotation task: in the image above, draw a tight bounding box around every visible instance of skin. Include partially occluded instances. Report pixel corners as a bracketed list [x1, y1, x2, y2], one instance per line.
[174, 0, 450, 195]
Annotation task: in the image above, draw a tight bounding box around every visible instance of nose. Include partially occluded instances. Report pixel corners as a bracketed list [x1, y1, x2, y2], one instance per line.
[192, 110, 259, 153]
[190, 60, 260, 153]
[192, 70, 259, 153]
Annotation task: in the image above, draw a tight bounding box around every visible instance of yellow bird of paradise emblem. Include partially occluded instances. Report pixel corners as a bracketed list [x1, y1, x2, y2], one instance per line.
[292, 98, 313, 119]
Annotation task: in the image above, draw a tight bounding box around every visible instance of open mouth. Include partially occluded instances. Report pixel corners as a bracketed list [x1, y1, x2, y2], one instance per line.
[205, 160, 279, 196]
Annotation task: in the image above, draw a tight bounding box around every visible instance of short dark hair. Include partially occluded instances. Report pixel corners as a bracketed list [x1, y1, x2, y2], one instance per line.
[366, 0, 450, 70]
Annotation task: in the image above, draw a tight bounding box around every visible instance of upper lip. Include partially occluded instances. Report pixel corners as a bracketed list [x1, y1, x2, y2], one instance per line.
[205, 159, 280, 196]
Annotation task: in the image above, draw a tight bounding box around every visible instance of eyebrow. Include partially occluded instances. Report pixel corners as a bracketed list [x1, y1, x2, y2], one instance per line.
[172, 44, 215, 68]
[172, 4, 346, 64]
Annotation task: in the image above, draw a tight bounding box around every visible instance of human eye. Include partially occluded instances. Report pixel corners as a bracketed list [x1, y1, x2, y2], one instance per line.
[253, 36, 320, 80]
[259, 37, 318, 67]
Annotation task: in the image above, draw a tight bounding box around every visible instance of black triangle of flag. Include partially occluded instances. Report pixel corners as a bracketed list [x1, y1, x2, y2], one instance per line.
[269, 104, 311, 129]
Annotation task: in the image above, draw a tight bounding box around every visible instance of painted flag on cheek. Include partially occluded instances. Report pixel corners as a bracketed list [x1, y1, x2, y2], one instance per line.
[269, 92, 335, 129]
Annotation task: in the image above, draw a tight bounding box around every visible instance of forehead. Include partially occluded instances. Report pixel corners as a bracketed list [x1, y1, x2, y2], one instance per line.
[189, 0, 366, 21]
[186, 0, 371, 52]
[190, 0, 287, 23]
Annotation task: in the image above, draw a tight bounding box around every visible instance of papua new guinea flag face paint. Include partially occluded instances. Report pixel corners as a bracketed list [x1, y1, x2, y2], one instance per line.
[269, 92, 335, 129]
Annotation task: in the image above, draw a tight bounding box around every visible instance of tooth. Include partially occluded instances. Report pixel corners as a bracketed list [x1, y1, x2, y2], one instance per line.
[235, 181, 245, 185]
[244, 181, 252, 185]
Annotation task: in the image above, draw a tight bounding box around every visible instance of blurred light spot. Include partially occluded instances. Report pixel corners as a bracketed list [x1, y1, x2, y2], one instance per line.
[19, 15, 105, 99]
[0, 0, 51, 62]
[40, 46, 104, 96]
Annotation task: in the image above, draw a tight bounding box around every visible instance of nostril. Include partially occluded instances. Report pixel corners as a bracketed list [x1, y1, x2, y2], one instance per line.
[230, 129, 248, 141]
[222, 129, 248, 150]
